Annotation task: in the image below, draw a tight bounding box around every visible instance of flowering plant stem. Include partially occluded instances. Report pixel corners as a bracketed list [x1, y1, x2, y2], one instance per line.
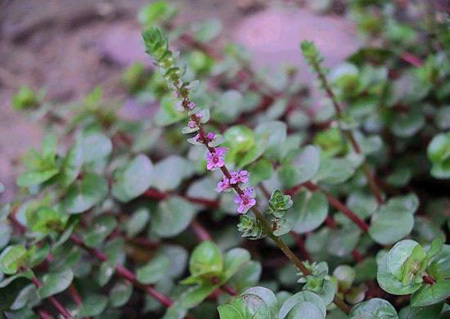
[177, 82, 352, 315]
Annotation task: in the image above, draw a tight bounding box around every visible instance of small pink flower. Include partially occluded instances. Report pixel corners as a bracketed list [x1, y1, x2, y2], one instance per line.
[216, 176, 231, 193]
[188, 120, 197, 129]
[234, 187, 256, 214]
[195, 132, 215, 143]
[187, 101, 196, 110]
[206, 147, 227, 170]
[230, 170, 249, 184]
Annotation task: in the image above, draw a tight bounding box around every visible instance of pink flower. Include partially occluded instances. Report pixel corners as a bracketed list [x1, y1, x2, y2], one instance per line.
[187, 101, 196, 110]
[206, 147, 227, 170]
[206, 132, 215, 140]
[234, 187, 256, 214]
[188, 120, 197, 129]
[230, 170, 249, 184]
[195, 132, 215, 143]
[216, 176, 231, 193]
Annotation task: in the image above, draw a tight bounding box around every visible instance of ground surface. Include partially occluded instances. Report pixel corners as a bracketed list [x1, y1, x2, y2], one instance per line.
[0, 0, 359, 201]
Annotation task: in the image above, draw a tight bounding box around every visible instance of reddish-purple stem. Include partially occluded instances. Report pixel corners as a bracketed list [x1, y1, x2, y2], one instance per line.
[69, 235, 175, 308]
[36, 309, 52, 319]
[191, 220, 212, 241]
[31, 276, 72, 319]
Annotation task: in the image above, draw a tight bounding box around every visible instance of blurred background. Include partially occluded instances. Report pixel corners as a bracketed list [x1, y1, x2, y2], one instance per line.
[0, 0, 422, 200]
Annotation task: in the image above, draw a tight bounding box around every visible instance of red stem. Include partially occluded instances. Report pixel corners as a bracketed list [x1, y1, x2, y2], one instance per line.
[351, 249, 364, 263]
[69, 235, 175, 309]
[36, 309, 52, 319]
[423, 275, 436, 285]
[211, 278, 237, 296]
[31, 276, 72, 319]
[191, 220, 212, 241]
[68, 284, 88, 319]
[400, 52, 423, 67]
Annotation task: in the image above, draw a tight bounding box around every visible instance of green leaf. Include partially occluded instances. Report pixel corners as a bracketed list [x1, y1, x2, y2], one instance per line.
[391, 110, 425, 138]
[315, 158, 355, 185]
[242, 286, 279, 319]
[30, 207, 67, 235]
[193, 19, 222, 43]
[58, 141, 83, 187]
[83, 215, 117, 248]
[62, 173, 108, 214]
[221, 248, 251, 283]
[427, 133, 450, 164]
[136, 254, 170, 284]
[180, 284, 217, 309]
[228, 261, 262, 292]
[292, 191, 328, 234]
[79, 294, 108, 316]
[328, 227, 361, 257]
[399, 303, 444, 319]
[138, 0, 177, 26]
[17, 169, 60, 188]
[279, 291, 326, 319]
[162, 302, 187, 319]
[109, 282, 133, 307]
[152, 197, 195, 238]
[11, 86, 39, 110]
[10, 284, 40, 310]
[427, 245, 450, 280]
[218, 298, 248, 319]
[377, 253, 421, 295]
[350, 298, 398, 319]
[248, 159, 274, 185]
[269, 190, 294, 212]
[151, 156, 194, 191]
[411, 280, 450, 307]
[369, 204, 415, 245]
[333, 265, 356, 291]
[285, 301, 325, 319]
[0, 223, 12, 249]
[225, 125, 256, 158]
[38, 268, 74, 298]
[80, 132, 112, 163]
[386, 240, 420, 279]
[293, 145, 321, 184]
[158, 245, 189, 279]
[112, 155, 154, 202]
[255, 121, 287, 155]
[0, 245, 28, 275]
[125, 207, 150, 237]
[427, 133, 450, 179]
[188, 241, 223, 280]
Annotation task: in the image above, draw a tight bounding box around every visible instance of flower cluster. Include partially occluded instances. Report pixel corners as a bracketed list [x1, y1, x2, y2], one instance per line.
[216, 170, 253, 213]
[234, 187, 256, 214]
[143, 27, 257, 215]
[216, 170, 249, 193]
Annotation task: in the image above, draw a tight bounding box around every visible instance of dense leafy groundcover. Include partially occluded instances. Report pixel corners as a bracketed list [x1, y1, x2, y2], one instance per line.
[2, 1, 450, 318]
